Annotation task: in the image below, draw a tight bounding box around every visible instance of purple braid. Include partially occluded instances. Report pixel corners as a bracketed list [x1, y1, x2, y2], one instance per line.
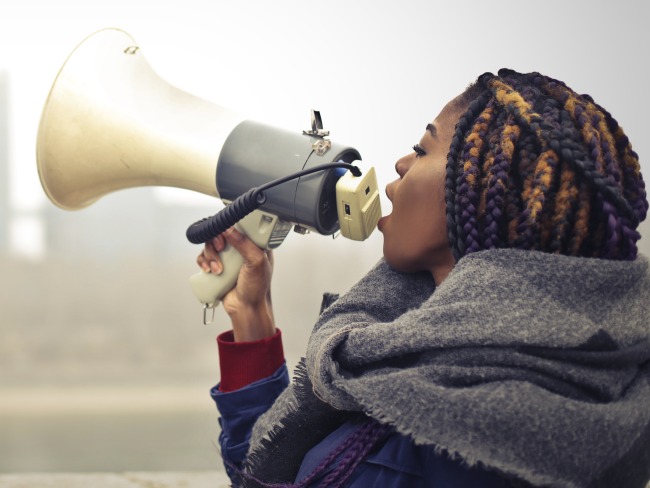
[594, 98, 648, 258]
[227, 418, 391, 488]
[319, 420, 392, 488]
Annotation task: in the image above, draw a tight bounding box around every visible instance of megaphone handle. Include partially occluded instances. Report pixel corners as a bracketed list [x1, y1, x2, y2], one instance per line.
[189, 209, 287, 324]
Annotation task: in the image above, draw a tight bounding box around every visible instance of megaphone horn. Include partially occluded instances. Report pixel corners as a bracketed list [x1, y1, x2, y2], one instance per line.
[36, 28, 240, 210]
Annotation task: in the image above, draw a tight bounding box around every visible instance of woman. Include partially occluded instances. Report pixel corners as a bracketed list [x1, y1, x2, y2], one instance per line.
[198, 69, 650, 487]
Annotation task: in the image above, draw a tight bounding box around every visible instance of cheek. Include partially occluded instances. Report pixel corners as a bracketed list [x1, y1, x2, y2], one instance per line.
[397, 164, 445, 225]
[383, 167, 448, 271]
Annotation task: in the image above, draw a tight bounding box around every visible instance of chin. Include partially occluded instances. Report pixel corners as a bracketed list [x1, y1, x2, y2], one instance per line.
[382, 250, 421, 274]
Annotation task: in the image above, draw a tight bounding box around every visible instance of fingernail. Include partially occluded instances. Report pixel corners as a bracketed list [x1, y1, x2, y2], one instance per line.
[211, 261, 223, 275]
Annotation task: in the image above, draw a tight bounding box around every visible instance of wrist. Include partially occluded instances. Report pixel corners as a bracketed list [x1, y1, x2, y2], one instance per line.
[229, 302, 275, 342]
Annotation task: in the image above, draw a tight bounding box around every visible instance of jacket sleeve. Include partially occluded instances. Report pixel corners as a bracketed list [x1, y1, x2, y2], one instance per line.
[211, 364, 290, 480]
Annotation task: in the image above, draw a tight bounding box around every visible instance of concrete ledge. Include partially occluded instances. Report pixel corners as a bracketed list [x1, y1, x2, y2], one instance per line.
[3, 470, 646, 488]
[0, 471, 231, 488]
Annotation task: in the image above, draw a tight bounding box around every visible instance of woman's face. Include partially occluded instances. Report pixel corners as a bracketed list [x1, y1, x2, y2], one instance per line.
[377, 94, 467, 284]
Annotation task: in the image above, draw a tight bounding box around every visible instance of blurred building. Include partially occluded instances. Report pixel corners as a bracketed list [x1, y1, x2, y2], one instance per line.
[0, 71, 8, 251]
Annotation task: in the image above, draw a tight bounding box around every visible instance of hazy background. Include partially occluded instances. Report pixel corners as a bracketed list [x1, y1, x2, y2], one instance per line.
[1, 0, 648, 473]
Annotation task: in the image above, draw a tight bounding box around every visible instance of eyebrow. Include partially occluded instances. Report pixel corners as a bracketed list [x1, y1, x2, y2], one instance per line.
[426, 123, 437, 137]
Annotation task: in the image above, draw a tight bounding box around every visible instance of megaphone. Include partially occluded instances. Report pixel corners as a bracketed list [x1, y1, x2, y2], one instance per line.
[36, 28, 381, 322]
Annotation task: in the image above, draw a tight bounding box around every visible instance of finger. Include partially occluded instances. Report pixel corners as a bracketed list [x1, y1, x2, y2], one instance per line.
[212, 234, 227, 253]
[197, 253, 211, 273]
[198, 238, 225, 274]
[203, 238, 219, 261]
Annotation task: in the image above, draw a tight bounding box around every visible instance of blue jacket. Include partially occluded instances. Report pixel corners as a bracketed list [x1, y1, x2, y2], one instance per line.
[212, 364, 513, 487]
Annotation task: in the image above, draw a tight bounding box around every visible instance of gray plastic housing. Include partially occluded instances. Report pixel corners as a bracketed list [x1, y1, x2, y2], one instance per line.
[216, 120, 362, 235]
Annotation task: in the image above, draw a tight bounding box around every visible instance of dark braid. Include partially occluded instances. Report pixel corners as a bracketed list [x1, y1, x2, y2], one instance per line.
[445, 91, 493, 260]
[478, 107, 514, 250]
[445, 69, 647, 261]
[456, 101, 494, 254]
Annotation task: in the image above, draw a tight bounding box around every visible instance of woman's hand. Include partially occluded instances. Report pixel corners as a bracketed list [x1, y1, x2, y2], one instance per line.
[197, 227, 275, 342]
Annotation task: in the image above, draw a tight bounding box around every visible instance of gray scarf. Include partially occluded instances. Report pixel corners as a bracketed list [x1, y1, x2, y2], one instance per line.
[244, 249, 650, 488]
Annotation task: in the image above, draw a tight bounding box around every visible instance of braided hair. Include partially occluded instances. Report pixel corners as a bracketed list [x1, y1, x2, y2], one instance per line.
[445, 68, 647, 261]
[230, 418, 391, 488]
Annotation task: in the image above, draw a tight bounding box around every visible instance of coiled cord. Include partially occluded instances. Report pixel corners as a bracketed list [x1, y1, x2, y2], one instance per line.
[185, 163, 361, 244]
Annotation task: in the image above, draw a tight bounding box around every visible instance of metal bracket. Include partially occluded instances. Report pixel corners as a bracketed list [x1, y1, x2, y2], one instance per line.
[303, 110, 331, 156]
[303, 110, 330, 138]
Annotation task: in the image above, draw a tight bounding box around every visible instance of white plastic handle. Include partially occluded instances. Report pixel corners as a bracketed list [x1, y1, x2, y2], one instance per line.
[189, 209, 289, 323]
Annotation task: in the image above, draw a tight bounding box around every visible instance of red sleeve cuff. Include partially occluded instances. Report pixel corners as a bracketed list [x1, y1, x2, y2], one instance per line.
[217, 328, 285, 392]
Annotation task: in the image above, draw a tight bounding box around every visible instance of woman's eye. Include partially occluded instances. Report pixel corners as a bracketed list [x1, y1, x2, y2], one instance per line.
[412, 144, 426, 157]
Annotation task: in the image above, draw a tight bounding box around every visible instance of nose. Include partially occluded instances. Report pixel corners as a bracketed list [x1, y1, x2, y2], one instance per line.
[385, 154, 413, 201]
[394, 154, 412, 178]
